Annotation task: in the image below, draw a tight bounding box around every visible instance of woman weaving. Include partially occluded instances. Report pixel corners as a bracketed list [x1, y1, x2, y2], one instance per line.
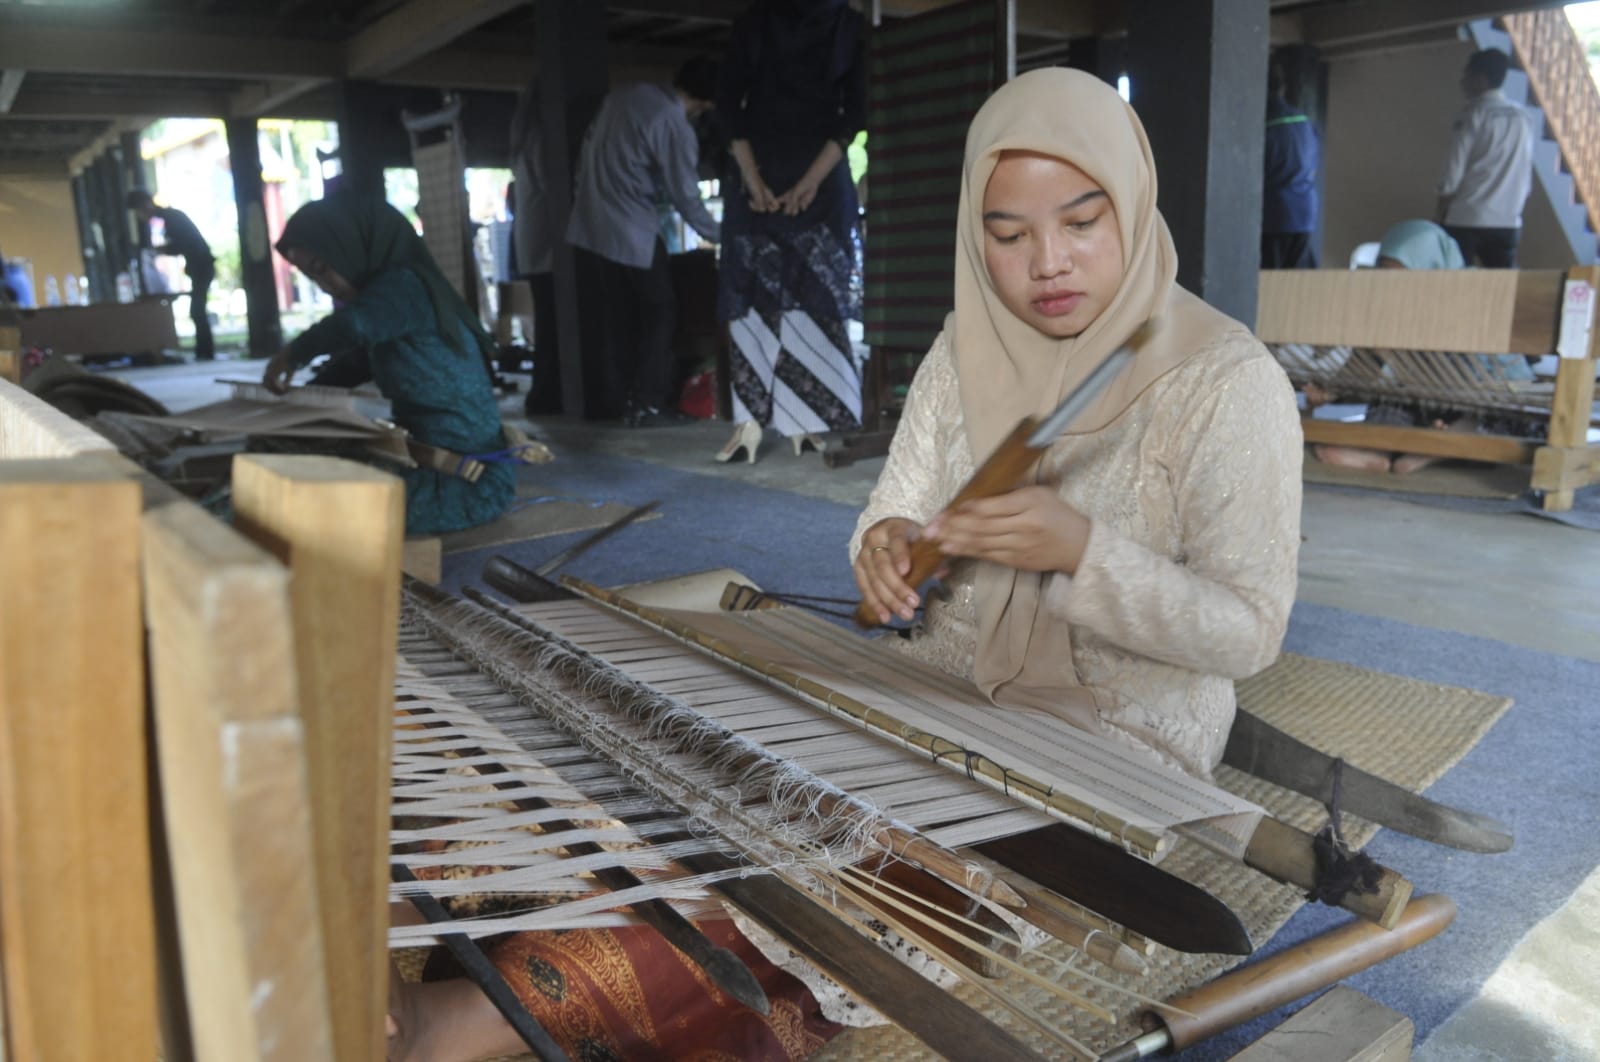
[386, 69, 1302, 1061]
[852, 67, 1303, 779]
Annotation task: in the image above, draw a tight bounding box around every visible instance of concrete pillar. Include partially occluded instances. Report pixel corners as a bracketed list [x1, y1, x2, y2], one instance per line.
[226, 118, 284, 355]
[536, 0, 609, 417]
[1127, 0, 1269, 327]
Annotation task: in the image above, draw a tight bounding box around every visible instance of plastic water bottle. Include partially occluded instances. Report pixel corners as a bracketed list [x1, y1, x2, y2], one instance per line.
[115, 272, 133, 304]
[45, 276, 61, 306]
[64, 275, 82, 306]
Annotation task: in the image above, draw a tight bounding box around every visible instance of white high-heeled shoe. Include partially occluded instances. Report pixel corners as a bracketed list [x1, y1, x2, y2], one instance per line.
[790, 433, 827, 457]
[714, 421, 763, 464]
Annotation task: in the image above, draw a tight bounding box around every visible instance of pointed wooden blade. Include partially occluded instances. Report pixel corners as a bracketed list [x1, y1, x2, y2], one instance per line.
[970, 823, 1253, 956]
[1224, 708, 1513, 854]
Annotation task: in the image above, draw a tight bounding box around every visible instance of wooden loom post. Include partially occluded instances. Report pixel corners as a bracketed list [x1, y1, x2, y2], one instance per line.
[231, 455, 403, 1062]
[0, 456, 157, 1061]
[1534, 264, 1600, 511]
[142, 500, 336, 1061]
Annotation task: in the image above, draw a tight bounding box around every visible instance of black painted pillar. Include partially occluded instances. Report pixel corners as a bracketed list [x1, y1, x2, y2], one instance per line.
[1066, 35, 1127, 88]
[536, 0, 609, 418]
[226, 118, 284, 354]
[1127, 0, 1269, 327]
[71, 173, 111, 304]
[120, 130, 153, 294]
[334, 80, 394, 202]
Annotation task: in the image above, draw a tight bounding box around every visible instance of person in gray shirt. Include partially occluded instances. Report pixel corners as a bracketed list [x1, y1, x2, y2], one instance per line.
[568, 57, 722, 424]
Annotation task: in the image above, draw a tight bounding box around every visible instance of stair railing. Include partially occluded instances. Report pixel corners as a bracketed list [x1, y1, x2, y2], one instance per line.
[1503, 9, 1600, 235]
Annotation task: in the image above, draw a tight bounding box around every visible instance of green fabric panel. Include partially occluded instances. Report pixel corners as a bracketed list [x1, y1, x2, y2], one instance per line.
[864, 0, 994, 352]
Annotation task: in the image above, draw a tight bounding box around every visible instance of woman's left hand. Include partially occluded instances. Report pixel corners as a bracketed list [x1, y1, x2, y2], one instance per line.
[924, 486, 1091, 575]
[776, 175, 821, 216]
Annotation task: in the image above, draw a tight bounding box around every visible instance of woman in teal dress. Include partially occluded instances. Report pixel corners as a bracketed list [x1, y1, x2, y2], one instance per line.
[264, 194, 515, 534]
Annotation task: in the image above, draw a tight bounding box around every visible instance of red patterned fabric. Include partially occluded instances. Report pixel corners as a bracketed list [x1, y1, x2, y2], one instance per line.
[424, 919, 843, 1061]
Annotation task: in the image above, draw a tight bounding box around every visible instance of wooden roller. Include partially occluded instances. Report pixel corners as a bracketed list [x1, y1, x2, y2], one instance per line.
[1098, 892, 1456, 1061]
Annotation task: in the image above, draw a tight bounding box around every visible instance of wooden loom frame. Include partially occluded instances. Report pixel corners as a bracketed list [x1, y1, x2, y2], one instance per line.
[1258, 267, 1600, 511]
[0, 374, 1444, 1060]
[0, 377, 400, 1062]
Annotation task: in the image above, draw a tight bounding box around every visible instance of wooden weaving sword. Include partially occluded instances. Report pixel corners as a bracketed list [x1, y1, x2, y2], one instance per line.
[1223, 708, 1513, 853]
[853, 337, 1137, 628]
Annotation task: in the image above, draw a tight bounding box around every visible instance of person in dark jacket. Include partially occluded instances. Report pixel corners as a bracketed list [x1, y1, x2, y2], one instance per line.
[1260, 62, 1320, 269]
[128, 189, 217, 358]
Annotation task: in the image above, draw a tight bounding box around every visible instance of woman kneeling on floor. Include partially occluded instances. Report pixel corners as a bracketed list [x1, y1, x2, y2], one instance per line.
[265, 193, 516, 535]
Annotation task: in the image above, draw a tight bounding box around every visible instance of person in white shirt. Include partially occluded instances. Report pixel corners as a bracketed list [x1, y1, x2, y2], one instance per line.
[1436, 49, 1534, 268]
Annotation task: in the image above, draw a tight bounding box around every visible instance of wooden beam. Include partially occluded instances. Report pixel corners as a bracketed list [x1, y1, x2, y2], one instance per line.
[230, 454, 403, 1062]
[347, 0, 529, 79]
[1256, 269, 1566, 354]
[0, 21, 342, 80]
[1296, 0, 1566, 46]
[1531, 442, 1600, 495]
[142, 500, 337, 1062]
[0, 69, 23, 113]
[0, 455, 156, 1062]
[1301, 418, 1539, 465]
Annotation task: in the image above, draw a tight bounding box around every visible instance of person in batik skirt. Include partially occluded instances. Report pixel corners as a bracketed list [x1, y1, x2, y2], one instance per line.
[714, 0, 867, 464]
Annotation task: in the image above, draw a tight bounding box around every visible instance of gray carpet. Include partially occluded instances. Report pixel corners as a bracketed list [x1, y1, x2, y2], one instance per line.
[1307, 478, 1600, 531]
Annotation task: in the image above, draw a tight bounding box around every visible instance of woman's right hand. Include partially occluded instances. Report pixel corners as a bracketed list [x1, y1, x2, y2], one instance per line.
[853, 517, 925, 625]
[262, 349, 295, 395]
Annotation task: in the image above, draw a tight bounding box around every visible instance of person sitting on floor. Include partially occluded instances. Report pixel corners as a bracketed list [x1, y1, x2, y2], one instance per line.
[263, 193, 515, 535]
[851, 67, 1303, 780]
[1307, 218, 1538, 475]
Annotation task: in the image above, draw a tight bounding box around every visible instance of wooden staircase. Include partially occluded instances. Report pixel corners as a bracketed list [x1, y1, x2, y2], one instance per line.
[1472, 13, 1600, 264]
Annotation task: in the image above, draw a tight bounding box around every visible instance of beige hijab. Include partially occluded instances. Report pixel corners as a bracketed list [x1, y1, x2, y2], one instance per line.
[951, 67, 1237, 713]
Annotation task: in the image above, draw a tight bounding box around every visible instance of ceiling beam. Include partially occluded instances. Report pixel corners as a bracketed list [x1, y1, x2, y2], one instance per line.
[346, 0, 530, 80]
[1319, 24, 1466, 61]
[0, 158, 72, 179]
[0, 21, 343, 80]
[1294, 0, 1566, 46]
[67, 117, 141, 175]
[876, 0, 1108, 40]
[6, 91, 231, 121]
[0, 70, 24, 114]
[607, 0, 745, 21]
[229, 78, 334, 118]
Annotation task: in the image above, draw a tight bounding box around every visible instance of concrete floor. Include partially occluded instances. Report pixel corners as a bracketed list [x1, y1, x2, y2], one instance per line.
[113, 358, 1600, 1060]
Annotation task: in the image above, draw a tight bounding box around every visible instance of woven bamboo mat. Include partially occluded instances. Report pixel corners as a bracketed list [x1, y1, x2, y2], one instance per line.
[407, 651, 1512, 1062]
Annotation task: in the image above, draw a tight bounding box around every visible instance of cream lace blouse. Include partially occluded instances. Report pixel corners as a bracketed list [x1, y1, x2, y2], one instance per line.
[850, 327, 1303, 778]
